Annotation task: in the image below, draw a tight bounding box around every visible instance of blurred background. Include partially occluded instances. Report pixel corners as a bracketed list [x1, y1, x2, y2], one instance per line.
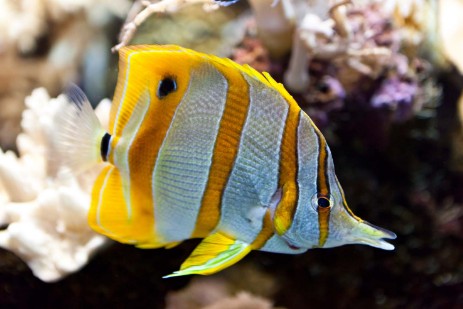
[0, 0, 463, 308]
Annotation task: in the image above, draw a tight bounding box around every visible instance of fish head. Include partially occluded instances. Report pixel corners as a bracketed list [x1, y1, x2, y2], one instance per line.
[275, 143, 396, 252]
[311, 174, 397, 250]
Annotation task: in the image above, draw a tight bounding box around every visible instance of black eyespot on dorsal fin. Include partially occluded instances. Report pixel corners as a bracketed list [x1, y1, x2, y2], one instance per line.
[101, 133, 111, 161]
[157, 77, 177, 98]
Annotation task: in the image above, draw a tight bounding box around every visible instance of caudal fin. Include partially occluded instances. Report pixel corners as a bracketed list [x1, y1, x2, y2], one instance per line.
[54, 84, 107, 173]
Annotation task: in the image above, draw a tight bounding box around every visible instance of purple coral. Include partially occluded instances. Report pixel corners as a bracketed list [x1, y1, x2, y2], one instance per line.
[371, 76, 418, 122]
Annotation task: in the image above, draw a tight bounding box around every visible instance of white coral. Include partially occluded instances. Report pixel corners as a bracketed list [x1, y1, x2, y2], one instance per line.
[0, 0, 131, 53]
[0, 88, 110, 282]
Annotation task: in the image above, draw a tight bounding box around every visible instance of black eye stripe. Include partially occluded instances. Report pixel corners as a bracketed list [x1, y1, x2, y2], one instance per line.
[157, 77, 177, 98]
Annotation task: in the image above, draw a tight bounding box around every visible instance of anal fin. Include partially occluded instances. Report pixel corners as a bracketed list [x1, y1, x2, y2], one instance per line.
[164, 232, 251, 278]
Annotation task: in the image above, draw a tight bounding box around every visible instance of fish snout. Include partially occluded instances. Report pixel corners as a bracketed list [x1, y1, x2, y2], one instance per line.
[348, 220, 397, 250]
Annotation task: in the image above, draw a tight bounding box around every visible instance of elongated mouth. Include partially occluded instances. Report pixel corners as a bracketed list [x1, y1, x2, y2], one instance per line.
[351, 220, 397, 250]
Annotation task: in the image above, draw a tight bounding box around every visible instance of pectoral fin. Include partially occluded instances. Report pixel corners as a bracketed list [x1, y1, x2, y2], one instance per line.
[163, 232, 251, 278]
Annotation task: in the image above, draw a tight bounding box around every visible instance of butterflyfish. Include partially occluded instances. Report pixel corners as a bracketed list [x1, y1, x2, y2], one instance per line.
[57, 45, 396, 278]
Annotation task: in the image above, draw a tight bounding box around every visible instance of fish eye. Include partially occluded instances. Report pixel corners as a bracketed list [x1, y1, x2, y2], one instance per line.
[157, 77, 177, 98]
[311, 194, 334, 211]
[317, 196, 331, 208]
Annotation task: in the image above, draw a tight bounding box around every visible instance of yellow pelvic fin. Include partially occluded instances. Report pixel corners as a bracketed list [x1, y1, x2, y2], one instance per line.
[163, 232, 251, 278]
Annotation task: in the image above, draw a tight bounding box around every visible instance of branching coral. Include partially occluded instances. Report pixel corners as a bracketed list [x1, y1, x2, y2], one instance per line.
[0, 0, 131, 150]
[0, 88, 110, 282]
[282, 0, 440, 131]
[0, 0, 131, 53]
[247, 0, 296, 58]
[285, 0, 395, 93]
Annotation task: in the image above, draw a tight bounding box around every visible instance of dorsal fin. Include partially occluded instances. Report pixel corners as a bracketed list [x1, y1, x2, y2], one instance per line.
[117, 44, 298, 107]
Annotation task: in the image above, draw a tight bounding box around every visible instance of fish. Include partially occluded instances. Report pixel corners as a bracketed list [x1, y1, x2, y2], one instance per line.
[57, 45, 396, 278]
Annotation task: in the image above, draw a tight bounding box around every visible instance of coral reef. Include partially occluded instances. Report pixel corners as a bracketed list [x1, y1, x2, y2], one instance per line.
[165, 265, 277, 309]
[0, 0, 131, 150]
[0, 88, 109, 282]
[281, 0, 441, 148]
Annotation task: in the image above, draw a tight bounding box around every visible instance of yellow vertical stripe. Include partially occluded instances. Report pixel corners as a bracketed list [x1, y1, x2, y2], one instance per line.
[251, 209, 274, 249]
[315, 129, 330, 197]
[317, 207, 330, 247]
[192, 65, 250, 238]
[314, 128, 331, 247]
[89, 165, 135, 242]
[127, 99, 189, 242]
[273, 107, 300, 236]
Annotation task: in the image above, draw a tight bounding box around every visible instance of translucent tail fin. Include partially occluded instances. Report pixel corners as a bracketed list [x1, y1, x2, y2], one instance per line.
[54, 84, 107, 173]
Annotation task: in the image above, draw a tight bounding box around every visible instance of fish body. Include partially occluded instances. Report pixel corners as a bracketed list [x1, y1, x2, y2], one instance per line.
[58, 45, 395, 277]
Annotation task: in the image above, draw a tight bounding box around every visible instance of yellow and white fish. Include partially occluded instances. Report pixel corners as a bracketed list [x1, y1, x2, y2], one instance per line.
[58, 45, 396, 277]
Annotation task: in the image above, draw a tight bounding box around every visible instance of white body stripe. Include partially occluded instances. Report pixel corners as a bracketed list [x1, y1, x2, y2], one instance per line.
[96, 166, 114, 235]
[152, 64, 228, 241]
[218, 74, 288, 243]
[113, 92, 151, 220]
[286, 112, 319, 246]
